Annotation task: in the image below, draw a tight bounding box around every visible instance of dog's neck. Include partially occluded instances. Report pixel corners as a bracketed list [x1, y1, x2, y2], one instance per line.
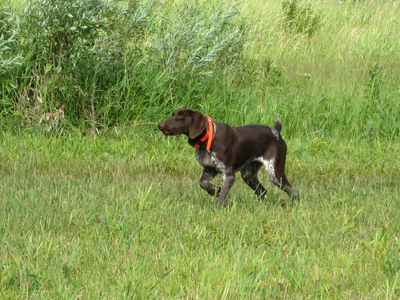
[188, 116, 214, 150]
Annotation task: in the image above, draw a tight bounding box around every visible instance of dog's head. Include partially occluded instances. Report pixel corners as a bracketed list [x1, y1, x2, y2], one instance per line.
[157, 108, 208, 139]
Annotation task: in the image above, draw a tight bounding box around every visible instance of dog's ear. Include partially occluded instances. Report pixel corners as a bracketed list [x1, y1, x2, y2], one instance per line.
[189, 110, 207, 139]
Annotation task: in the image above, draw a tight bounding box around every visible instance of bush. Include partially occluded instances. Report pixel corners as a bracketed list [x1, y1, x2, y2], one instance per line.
[155, 3, 245, 76]
[1, 0, 248, 128]
[0, 35, 23, 77]
[0, 5, 23, 119]
[137, 2, 246, 113]
[0, 5, 22, 77]
[0, 7, 15, 40]
[17, 0, 156, 126]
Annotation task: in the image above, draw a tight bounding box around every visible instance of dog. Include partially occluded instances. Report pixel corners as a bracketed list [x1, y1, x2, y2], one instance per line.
[158, 108, 299, 208]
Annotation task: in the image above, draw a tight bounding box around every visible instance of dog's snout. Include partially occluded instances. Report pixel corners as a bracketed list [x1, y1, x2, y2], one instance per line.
[157, 122, 164, 131]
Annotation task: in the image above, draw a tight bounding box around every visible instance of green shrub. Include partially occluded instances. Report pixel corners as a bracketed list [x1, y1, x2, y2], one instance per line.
[17, 0, 156, 125]
[0, 5, 22, 76]
[134, 2, 246, 115]
[151, 2, 245, 88]
[0, 7, 14, 40]
[0, 5, 23, 119]
[0, 35, 23, 77]
[155, 3, 245, 76]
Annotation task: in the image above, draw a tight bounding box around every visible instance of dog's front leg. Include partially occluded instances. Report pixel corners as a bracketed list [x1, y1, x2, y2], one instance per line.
[199, 167, 220, 196]
[216, 173, 235, 209]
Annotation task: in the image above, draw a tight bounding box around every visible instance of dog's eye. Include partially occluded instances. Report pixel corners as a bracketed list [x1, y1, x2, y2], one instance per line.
[177, 115, 184, 120]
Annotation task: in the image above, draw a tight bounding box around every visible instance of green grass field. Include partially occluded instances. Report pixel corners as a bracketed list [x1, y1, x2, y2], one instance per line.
[1, 131, 399, 298]
[1, 0, 400, 298]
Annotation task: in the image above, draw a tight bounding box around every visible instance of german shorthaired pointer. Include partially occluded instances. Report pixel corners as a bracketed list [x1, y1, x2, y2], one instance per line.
[158, 108, 299, 209]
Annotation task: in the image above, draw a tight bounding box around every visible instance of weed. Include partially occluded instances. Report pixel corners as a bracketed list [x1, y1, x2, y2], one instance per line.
[362, 63, 384, 138]
[365, 63, 383, 102]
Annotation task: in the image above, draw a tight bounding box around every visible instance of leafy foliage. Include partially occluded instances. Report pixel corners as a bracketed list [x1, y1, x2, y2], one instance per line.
[0, 5, 22, 77]
[17, 0, 156, 124]
[155, 3, 245, 78]
[2, 0, 247, 128]
[131, 2, 247, 117]
[0, 7, 15, 40]
[0, 35, 22, 76]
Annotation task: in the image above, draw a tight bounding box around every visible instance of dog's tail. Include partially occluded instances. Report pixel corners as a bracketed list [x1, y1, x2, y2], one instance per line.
[274, 118, 282, 133]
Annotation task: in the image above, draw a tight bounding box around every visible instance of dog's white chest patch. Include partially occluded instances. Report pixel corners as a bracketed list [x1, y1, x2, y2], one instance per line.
[196, 149, 230, 175]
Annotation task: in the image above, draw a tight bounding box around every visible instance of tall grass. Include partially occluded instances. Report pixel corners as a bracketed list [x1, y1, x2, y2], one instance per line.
[235, 0, 400, 139]
[0, 0, 399, 139]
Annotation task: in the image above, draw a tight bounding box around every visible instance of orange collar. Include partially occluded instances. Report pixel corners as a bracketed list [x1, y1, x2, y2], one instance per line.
[188, 115, 214, 151]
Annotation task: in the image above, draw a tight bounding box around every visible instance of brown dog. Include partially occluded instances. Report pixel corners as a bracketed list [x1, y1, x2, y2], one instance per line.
[158, 108, 299, 208]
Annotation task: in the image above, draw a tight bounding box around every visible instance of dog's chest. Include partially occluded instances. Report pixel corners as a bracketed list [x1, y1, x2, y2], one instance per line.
[196, 149, 227, 172]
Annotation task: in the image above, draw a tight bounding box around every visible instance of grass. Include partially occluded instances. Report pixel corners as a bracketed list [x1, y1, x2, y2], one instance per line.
[1, 131, 399, 299]
[1, 0, 400, 298]
[2, 0, 400, 139]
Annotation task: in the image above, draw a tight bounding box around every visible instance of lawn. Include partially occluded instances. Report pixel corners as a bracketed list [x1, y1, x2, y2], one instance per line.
[1, 131, 399, 298]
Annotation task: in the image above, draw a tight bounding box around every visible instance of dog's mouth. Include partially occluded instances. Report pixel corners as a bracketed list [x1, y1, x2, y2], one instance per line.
[161, 130, 181, 137]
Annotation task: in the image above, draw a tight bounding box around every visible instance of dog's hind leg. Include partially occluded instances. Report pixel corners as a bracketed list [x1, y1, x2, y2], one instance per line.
[273, 173, 299, 203]
[240, 162, 267, 199]
[261, 157, 299, 204]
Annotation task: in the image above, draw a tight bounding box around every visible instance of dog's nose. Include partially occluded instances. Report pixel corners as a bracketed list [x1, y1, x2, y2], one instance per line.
[157, 122, 164, 131]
